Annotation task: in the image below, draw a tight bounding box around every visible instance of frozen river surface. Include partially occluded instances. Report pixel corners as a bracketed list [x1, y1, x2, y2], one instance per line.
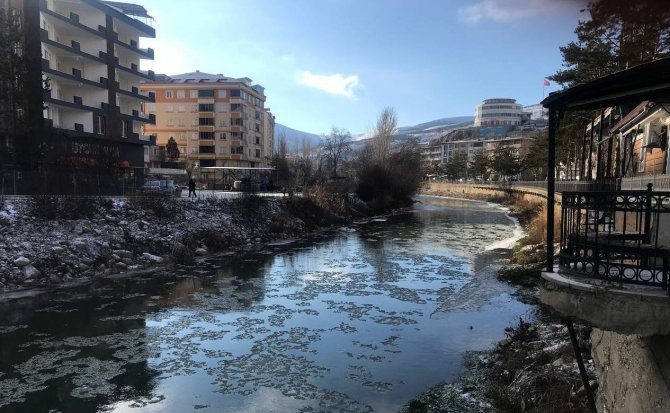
[0, 196, 532, 412]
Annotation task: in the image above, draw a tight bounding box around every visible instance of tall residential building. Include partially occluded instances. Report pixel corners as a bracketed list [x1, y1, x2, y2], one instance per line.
[141, 71, 273, 171]
[474, 98, 528, 127]
[263, 108, 275, 164]
[2, 0, 156, 168]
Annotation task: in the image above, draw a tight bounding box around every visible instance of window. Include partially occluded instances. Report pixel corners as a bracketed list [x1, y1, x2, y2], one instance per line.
[199, 145, 215, 154]
[231, 104, 242, 112]
[179, 146, 186, 154]
[217, 90, 226, 98]
[232, 118, 243, 126]
[231, 146, 244, 154]
[255, 149, 261, 158]
[190, 90, 198, 98]
[255, 123, 261, 132]
[199, 131, 215, 139]
[191, 104, 198, 112]
[121, 120, 129, 138]
[94, 115, 106, 135]
[146, 103, 156, 112]
[230, 89, 246, 99]
[165, 90, 173, 98]
[198, 89, 214, 98]
[190, 146, 198, 153]
[192, 119, 198, 126]
[219, 146, 226, 154]
[166, 119, 174, 126]
[219, 132, 227, 140]
[231, 132, 241, 139]
[199, 117, 214, 126]
[166, 105, 174, 112]
[191, 132, 198, 140]
[178, 105, 185, 112]
[199, 103, 214, 112]
[216, 103, 227, 112]
[178, 118, 185, 127]
[639, 125, 649, 172]
[176, 90, 185, 98]
[219, 119, 226, 126]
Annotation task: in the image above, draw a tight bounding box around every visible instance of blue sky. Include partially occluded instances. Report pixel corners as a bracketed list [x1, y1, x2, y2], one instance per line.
[135, 0, 585, 135]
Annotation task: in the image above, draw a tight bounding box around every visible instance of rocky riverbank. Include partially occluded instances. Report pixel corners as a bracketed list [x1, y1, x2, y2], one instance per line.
[402, 318, 596, 413]
[0, 193, 370, 292]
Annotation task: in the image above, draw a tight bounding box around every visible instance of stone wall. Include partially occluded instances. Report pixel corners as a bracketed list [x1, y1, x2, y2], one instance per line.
[591, 329, 670, 413]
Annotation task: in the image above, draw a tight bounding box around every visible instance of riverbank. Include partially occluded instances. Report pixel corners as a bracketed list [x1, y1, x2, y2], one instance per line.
[406, 183, 596, 413]
[0, 192, 371, 293]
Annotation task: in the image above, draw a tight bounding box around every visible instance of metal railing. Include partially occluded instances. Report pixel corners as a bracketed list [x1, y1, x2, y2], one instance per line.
[621, 175, 670, 191]
[509, 180, 619, 192]
[559, 185, 670, 290]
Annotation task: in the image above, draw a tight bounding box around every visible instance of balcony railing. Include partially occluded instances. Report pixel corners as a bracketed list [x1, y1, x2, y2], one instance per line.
[559, 185, 670, 291]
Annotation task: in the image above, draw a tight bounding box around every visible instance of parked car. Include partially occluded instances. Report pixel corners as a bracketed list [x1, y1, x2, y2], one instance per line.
[141, 179, 178, 194]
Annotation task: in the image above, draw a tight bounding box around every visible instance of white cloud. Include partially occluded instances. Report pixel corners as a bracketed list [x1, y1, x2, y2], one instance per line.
[297, 71, 361, 98]
[458, 0, 584, 24]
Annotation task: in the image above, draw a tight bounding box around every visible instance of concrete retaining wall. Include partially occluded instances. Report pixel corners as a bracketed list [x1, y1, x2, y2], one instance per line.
[592, 329, 670, 413]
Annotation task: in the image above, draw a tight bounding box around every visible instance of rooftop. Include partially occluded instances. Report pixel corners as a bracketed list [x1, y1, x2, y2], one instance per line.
[146, 71, 264, 94]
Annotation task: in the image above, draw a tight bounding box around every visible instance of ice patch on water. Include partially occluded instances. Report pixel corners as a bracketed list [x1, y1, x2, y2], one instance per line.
[485, 209, 524, 251]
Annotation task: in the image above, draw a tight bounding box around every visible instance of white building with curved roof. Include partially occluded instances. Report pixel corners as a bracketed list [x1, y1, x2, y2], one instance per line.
[474, 98, 527, 127]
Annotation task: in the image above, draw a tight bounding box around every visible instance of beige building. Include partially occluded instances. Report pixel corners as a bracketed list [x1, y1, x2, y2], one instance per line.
[141, 72, 274, 181]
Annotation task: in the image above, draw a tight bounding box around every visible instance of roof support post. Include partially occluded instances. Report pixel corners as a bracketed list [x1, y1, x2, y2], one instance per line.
[547, 107, 558, 273]
[588, 117, 595, 180]
[596, 108, 605, 179]
[580, 125, 587, 180]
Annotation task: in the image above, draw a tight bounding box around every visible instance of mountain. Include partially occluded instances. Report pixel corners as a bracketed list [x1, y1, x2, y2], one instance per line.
[275, 116, 475, 152]
[274, 124, 322, 151]
[396, 116, 474, 141]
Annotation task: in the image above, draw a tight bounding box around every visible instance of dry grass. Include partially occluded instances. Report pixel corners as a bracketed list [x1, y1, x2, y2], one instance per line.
[527, 204, 562, 245]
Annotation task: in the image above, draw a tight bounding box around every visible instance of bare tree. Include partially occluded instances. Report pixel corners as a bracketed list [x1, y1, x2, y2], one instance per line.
[372, 107, 397, 167]
[322, 127, 351, 177]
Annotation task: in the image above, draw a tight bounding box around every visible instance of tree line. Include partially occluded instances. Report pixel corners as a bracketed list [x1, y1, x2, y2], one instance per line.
[270, 107, 423, 211]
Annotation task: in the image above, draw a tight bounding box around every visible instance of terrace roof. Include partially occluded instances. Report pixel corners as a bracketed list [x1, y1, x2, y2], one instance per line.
[541, 57, 670, 112]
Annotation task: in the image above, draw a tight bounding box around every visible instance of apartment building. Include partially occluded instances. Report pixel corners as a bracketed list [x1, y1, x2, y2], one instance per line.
[142, 71, 273, 172]
[3, 0, 156, 168]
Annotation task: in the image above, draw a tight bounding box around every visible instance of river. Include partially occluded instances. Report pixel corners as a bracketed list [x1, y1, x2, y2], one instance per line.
[0, 195, 533, 413]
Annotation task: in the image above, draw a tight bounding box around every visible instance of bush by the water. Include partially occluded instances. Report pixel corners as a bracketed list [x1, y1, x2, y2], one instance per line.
[355, 140, 423, 213]
[130, 192, 180, 218]
[30, 195, 104, 220]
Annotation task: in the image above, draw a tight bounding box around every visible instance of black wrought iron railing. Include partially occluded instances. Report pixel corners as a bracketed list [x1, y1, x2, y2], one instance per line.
[560, 184, 670, 290]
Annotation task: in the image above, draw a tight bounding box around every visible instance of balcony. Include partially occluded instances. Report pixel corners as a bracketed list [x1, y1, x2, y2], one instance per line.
[559, 186, 670, 290]
[40, 29, 106, 64]
[115, 38, 155, 59]
[39, 1, 105, 40]
[117, 85, 154, 102]
[116, 61, 155, 81]
[41, 59, 107, 90]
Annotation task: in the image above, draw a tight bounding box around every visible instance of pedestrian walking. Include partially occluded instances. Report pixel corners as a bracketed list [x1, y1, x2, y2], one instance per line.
[188, 178, 197, 199]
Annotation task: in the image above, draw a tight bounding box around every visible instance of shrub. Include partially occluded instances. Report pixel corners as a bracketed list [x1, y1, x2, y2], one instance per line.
[354, 139, 423, 212]
[29, 195, 102, 220]
[130, 192, 180, 218]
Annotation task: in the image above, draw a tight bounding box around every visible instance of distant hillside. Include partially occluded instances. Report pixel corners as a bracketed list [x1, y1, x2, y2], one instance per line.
[274, 124, 322, 152]
[396, 116, 474, 139]
[275, 115, 475, 152]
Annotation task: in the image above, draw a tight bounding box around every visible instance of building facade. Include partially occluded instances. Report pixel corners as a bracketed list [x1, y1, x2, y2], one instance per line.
[141, 71, 273, 172]
[3, 0, 156, 169]
[474, 98, 527, 127]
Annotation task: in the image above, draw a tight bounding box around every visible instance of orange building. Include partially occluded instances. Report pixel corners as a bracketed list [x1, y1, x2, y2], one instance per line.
[141, 72, 274, 174]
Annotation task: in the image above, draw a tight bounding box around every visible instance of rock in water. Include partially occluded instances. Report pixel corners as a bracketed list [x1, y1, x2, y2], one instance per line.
[21, 264, 41, 279]
[13, 256, 30, 267]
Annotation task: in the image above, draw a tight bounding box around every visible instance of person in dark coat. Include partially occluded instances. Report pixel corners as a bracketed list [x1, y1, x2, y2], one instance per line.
[188, 179, 196, 199]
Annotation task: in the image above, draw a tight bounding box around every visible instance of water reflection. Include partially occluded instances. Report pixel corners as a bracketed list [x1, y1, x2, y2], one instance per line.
[0, 196, 532, 413]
